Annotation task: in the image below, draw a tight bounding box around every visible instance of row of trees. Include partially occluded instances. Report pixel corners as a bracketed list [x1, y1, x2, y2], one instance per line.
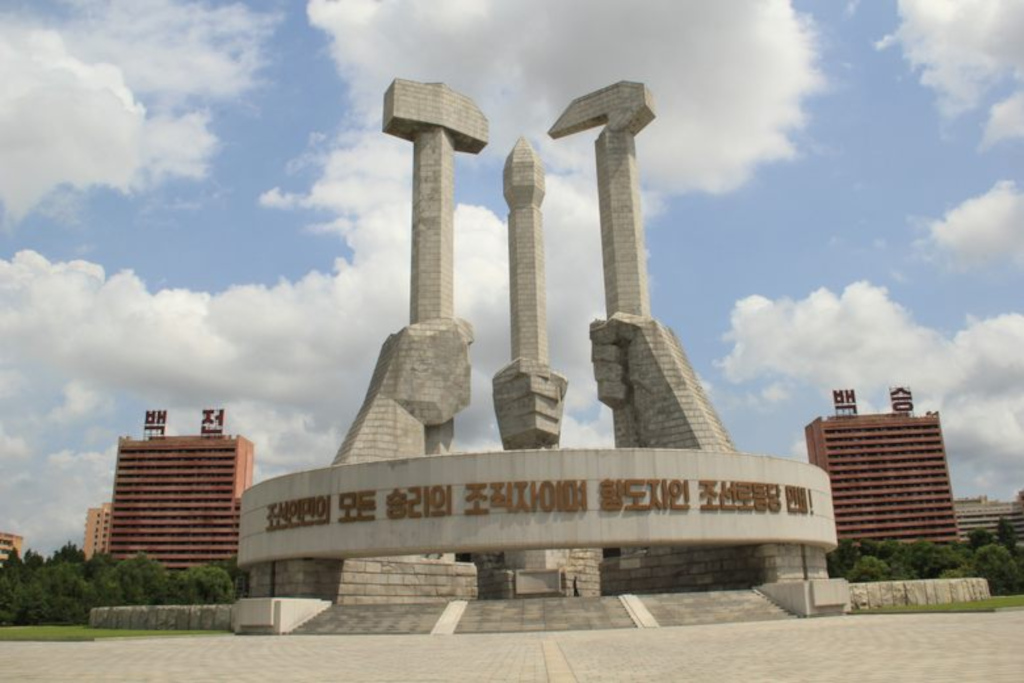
[3, 523, 1020, 624]
[827, 520, 1024, 595]
[0, 544, 236, 626]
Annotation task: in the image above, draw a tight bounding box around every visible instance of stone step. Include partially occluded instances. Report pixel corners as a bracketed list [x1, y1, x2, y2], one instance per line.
[639, 590, 795, 627]
[455, 596, 635, 634]
[291, 603, 448, 635]
[290, 590, 795, 635]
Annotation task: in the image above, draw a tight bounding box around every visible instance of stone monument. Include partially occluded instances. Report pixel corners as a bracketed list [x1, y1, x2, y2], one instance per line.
[236, 78, 844, 622]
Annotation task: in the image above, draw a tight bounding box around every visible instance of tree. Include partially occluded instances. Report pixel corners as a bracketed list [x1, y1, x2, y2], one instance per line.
[114, 554, 169, 605]
[904, 540, 966, 580]
[847, 556, 891, 582]
[968, 529, 995, 551]
[827, 539, 860, 579]
[0, 576, 16, 624]
[170, 566, 234, 605]
[996, 518, 1019, 554]
[15, 581, 49, 625]
[49, 543, 85, 566]
[22, 549, 44, 571]
[972, 545, 1020, 596]
[84, 554, 122, 607]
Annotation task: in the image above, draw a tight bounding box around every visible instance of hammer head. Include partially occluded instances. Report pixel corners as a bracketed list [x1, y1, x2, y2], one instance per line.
[548, 81, 655, 139]
[383, 79, 489, 154]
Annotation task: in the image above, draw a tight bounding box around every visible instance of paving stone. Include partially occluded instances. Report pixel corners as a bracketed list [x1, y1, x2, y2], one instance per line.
[4, 611, 1023, 682]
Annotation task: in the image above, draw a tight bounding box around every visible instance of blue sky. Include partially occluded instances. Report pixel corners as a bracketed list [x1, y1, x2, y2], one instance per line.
[1, 0, 1022, 554]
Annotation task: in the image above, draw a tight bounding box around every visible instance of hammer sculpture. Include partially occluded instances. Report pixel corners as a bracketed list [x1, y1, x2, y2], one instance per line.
[550, 82, 735, 451]
[334, 80, 487, 465]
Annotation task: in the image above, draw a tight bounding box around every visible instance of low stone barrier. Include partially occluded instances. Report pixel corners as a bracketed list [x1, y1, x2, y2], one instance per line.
[88, 604, 233, 631]
[848, 578, 990, 611]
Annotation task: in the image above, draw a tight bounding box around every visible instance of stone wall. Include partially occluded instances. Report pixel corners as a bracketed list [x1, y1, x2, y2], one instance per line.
[474, 550, 601, 599]
[601, 544, 827, 595]
[848, 578, 990, 610]
[336, 557, 477, 605]
[248, 557, 477, 604]
[566, 548, 602, 597]
[474, 553, 515, 600]
[248, 559, 343, 602]
[89, 605, 232, 631]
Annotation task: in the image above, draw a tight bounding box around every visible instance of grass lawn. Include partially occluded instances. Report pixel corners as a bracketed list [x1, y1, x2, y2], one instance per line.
[0, 625, 231, 642]
[857, 594, 1024, 613]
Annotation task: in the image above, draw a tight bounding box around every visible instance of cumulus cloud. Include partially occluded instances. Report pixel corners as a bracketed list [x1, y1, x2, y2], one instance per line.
[880, 0, 1024, 145]
[64, 0, 277, 105]
[718, 281, 1024, 494]
[923, 180, 1024, 269]
[982, 92, 1024, 147]
[0, 28, 144, 220]
[0, 447, 116, 554]
[0, 169, 610, 552]
[0, 1, 277, 222]
[48, 382, 114, 424]
[306, 0, 822, 194]
[0, 425, 32, 461]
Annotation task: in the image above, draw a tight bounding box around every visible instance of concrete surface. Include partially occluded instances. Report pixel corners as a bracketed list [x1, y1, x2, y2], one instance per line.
[4, 610, 1022, 681]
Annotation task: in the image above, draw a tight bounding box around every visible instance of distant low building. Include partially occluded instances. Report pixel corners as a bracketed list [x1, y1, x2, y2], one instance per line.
[954, 491, 1024, 544]
[84, 502, 113, 560]
[0, 531, 23, 566]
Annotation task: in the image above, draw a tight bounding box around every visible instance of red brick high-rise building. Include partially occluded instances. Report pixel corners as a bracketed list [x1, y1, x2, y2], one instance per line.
[107, 411, 254, 569]
[805, 389, 959, 543]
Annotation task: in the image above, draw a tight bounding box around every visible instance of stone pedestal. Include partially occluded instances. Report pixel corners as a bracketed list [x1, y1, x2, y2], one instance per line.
[474, 548, 601, 599]
[600, 544, 827, 596]
[248, 557, 477, 605]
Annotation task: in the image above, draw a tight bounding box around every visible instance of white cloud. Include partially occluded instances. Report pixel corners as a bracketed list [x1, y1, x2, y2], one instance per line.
[306, 0, 822, 194]
[982, 91, 1024, 147]
[0, 1, 277, 222]
[924, 180, 1024, 269]
[64, 0, 277, 105]
[718, 281, 1024, 494]
[880, 0, 1024, 145]
[0, 162, 613, 550]
[48, 381, 114, 424]
[0, 28, 144, 220]
[138, 112, 219, 185]
[0, 447, 116, 554]
[0, 425, 31, 461]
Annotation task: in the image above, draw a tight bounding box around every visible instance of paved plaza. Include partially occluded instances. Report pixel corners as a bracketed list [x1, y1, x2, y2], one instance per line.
[5, 611, 1023, 682]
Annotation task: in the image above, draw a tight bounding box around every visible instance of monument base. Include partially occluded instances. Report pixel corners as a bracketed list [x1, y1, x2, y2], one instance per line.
[248, 557, 478, 604]
[601, 544, 828, 595]
[474, 548, 601, 599]
[757, 578, 850, 617]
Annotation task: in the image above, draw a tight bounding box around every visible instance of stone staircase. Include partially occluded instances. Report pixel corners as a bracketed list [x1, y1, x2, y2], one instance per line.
[292, 603, 448, 635]
[456, 596, 635, 634]
[289, 590, 795, 635]
[640, 590, 794, 627]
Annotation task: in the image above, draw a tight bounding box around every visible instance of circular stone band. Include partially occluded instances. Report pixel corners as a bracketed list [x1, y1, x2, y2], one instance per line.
[238, 448, 837, 568]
